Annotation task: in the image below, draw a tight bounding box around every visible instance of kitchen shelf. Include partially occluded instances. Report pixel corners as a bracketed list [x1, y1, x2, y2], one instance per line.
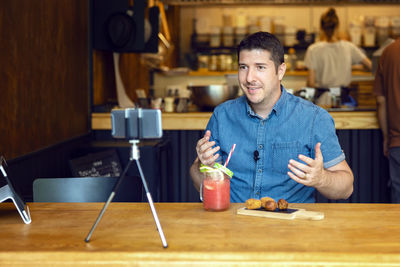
[188, 70, 237, 76]
[191, 33, 378, 55]
[187, 70, 310, 76]
[186, 70, 372, 76]
[164, 0, 399, 6]
[192, 34, 315, 52]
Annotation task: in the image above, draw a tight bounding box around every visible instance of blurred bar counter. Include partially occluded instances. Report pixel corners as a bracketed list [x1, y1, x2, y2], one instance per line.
[92, 110, 378, 131]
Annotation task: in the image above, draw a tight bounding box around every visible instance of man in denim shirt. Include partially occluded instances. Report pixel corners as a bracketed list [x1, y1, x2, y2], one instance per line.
[190, 32, 353, 203]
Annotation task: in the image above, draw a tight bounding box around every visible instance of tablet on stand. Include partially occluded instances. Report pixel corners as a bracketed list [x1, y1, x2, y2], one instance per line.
[0, 156, 31, 224]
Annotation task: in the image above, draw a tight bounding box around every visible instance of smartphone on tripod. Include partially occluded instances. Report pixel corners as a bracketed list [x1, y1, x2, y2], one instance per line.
[111, 108, 162, 139]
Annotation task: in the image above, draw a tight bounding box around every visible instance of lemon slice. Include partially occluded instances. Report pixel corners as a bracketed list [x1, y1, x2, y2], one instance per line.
[199, 163, 233, 178]
[214, 163, 233, 178]
[199, 164, 217, 173]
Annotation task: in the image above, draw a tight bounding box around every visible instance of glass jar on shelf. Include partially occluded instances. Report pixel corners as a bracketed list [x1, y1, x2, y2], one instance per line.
[235, 27, 247, 46]
[197, 54, 209, 71]
[209, 27, 221, 48]
[222, 26, 234, 47]
[208, 54, 218, 71]
[217, 53, 227, 72]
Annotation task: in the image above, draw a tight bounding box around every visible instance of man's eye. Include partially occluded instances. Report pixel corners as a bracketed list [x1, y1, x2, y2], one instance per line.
[239, 65, 247, 70]
[257, 65, 266, 70]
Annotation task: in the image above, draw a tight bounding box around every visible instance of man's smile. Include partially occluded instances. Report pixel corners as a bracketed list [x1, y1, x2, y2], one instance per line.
[246, 86, 261, 94]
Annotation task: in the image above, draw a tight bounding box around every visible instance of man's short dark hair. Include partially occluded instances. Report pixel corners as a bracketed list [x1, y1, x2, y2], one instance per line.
[237, 31, 284, 72]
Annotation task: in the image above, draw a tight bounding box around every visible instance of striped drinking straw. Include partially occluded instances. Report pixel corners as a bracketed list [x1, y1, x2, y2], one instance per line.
[224, 144, 236, 168]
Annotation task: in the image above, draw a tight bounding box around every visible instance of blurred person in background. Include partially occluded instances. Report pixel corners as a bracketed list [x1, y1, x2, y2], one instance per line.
[373, 38, 400, 203]
[304, 8, 372, 107]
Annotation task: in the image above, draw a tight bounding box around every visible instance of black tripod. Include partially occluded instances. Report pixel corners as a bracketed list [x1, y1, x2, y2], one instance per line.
[84, 139, 168, 248]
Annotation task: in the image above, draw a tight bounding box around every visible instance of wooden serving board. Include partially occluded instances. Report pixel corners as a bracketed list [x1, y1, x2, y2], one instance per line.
[236, 207, 324, 220]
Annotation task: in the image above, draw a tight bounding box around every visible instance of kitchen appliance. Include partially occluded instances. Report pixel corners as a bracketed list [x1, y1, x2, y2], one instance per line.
[188, 85, 239, 111]
[93, 0, 159, 53]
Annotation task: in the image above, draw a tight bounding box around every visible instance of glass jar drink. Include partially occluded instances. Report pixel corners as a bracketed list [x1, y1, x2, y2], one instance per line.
[200, 163, 233, 211]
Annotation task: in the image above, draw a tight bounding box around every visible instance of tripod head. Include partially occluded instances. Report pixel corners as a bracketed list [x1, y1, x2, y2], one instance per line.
[129, 140, 140, 161]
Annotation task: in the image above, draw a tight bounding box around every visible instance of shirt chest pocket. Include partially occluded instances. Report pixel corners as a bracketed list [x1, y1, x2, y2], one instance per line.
[271, 142, 301, 174]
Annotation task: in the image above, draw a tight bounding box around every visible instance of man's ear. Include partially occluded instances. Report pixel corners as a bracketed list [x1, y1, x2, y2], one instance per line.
[278, 63, 286, 81]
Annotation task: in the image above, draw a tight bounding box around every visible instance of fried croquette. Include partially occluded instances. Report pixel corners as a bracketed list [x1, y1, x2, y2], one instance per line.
[278, 199, 288, 210]
[260, 196, 275, 208]
[245, 197, 288, 212]
[245, 198, 262, 210]
[264, 200, 277, 211]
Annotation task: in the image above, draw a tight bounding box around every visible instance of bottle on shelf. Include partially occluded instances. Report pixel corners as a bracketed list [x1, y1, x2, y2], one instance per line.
[288, 48, 297, 72]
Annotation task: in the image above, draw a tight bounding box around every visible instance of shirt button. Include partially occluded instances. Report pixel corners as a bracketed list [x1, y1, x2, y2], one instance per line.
[258, 144, 263, 150]
[258, 169, 262, 173]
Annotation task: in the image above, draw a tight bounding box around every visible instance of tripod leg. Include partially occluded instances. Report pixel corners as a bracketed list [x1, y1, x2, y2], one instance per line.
[84, 192, 115, 242]
[85, 159, 134, 242]
[135, 159, 168, 248]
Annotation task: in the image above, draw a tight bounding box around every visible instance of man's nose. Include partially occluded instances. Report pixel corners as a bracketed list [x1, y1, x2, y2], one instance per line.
[246, 68, 256, 83]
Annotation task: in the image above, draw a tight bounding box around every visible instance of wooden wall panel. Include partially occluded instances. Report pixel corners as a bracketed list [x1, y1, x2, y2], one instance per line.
[92, 49, 151, 106]
[165, 5, 180, 68]
[119, 53, 151, 101]
[0, 0, 89, 160]
[92, 50, 116, 105]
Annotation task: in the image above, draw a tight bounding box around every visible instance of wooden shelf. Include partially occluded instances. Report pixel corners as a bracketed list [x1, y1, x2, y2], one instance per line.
[187, 70, 372, 77]
[164, 0, 397, 6]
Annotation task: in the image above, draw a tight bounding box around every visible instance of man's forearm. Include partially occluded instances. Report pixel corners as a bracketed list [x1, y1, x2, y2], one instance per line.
[306, 69, 316, 87]
[190, 157, 203, 192]
[315, 169, 354, 200]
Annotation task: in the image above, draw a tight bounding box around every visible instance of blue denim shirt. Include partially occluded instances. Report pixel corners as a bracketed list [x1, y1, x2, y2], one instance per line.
[206, 86, 345, 203]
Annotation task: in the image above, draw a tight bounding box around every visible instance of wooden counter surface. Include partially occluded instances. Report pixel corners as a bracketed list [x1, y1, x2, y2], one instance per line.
[1, 202, 400, 266]
[92, 111, 379, 131]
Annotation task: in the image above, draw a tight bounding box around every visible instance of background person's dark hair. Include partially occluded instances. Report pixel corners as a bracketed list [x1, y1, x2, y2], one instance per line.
[320, 8, 339, 41]
[237, 31, 284, 73]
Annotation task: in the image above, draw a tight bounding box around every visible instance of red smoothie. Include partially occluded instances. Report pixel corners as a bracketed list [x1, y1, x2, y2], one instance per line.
[203, 176, 230, 211]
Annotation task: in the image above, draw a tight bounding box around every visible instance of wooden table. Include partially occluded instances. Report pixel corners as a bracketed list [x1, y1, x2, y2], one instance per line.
[1, 202, 400, 266]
